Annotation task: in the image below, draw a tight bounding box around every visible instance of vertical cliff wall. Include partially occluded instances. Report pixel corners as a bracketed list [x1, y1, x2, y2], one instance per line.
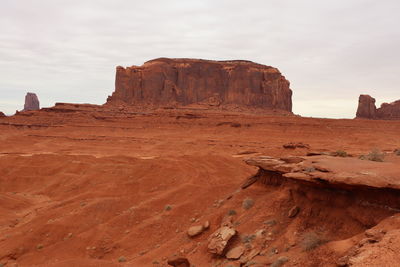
[356, 94, 400, 120]
[106, 58, 292, 111]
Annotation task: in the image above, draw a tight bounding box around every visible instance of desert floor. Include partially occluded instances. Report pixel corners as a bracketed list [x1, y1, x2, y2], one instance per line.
[1, 104, 400, 266]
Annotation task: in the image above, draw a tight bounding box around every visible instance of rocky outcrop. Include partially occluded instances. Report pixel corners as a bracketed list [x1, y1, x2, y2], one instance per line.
[356, 95, 377, 119]
[23, 92, 40, 111]
[378, 100, 400, 119]
[245, 155, 400, 189]
[356, 94, 400, 120]
[0, 111, 5, 117]
[106, 58, 292, 111]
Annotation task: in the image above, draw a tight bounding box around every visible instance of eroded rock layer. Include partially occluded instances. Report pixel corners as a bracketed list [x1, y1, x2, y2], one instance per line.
[356, 94, 400, 120]
[107, 58, 292, 111]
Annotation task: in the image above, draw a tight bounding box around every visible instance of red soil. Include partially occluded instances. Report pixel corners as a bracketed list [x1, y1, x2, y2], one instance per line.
[0, 104, 400, 266]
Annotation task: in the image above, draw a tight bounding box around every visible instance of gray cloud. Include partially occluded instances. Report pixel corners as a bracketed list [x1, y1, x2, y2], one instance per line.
[1, 0, 399, 117]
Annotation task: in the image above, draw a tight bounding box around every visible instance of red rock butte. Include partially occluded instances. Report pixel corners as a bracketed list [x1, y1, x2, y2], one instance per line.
[106, 58, 292, 112]
[356, 94, 400, 120]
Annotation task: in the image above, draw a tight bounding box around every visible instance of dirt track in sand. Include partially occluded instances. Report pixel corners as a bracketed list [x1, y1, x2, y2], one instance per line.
[0, 105, 400, 266]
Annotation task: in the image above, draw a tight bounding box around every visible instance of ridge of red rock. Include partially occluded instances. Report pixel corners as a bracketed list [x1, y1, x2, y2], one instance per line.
[106, 58, 292, 111]
[356, 94, 400, 120]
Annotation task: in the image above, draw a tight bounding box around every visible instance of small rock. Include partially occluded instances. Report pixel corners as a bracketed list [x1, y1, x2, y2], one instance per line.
[208, 226, 236, 255]
[226, 245, 245, 259]
[288, 206, 300, 218]
[187, 225, 204, 237]
[203, 220, 210, 229]
[167, 256, 190, 267]
[270, 256, 289, 267]
[223, 261, 241, 267]
[118, 256, 126, 262]
[240, 247, 261, 264]
[255, 229, 266, 238]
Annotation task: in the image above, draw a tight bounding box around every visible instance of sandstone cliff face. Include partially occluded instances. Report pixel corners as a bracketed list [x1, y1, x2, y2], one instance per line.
[107, 58, 292, 112]
[356, 95, 377, 119]
[356, 94, 400, 120]
[23, 92, 40, 111]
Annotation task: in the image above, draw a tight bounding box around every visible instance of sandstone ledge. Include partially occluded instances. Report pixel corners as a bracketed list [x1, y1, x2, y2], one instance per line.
[245, 155, 400, 190]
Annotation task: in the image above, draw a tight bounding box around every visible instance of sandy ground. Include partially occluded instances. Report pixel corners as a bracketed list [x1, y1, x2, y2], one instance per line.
[0, 105, 400, 266]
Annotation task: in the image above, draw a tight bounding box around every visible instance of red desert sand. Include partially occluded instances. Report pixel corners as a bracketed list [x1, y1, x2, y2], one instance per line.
[1, 58, 400, 267]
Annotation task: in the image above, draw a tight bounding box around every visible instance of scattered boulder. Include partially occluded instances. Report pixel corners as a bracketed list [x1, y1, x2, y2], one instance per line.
[208, 226, 236, 255]
[225, 245, 245, 260]
[288, 206, 300, 218]
[187, 225, 204, 237]
[187, 221, 210, 237]
[23, 92, 40, 111]
[167, 256, 190, 267]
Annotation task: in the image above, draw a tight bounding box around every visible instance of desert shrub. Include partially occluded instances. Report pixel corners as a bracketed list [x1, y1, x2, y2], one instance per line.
[271, 256, 289, 267]
[227, 209, 237, 216]
[164, 204, 173, 211]
[334, 150, 348, 157]
[242, 198, 254, 210]
[359, 149, 385, 162]
[241, 234, 256, 243]
[300, 231, 325, 251]
[264, 219, 277, 226]
[118, 256, 127, 262]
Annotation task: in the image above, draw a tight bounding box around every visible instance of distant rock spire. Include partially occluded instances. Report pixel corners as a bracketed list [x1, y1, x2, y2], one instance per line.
[23, 92, 40, 111]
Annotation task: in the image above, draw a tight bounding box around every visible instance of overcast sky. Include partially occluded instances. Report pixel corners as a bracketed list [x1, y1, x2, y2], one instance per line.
[1, 0, 399, 117]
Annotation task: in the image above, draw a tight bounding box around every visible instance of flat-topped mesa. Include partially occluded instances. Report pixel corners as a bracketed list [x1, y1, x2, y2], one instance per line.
[23, 92, 40, 111]
[106, 58, 292, 111]
[356, 94, 400, 120]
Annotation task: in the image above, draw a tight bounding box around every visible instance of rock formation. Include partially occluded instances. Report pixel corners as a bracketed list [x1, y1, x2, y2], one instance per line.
[23, 92, 40, 111]
[106, 58, 292, 111]
[356, 94, 400, 120]
[0, 111, 5, 117]
[356, 95, 377, 119]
